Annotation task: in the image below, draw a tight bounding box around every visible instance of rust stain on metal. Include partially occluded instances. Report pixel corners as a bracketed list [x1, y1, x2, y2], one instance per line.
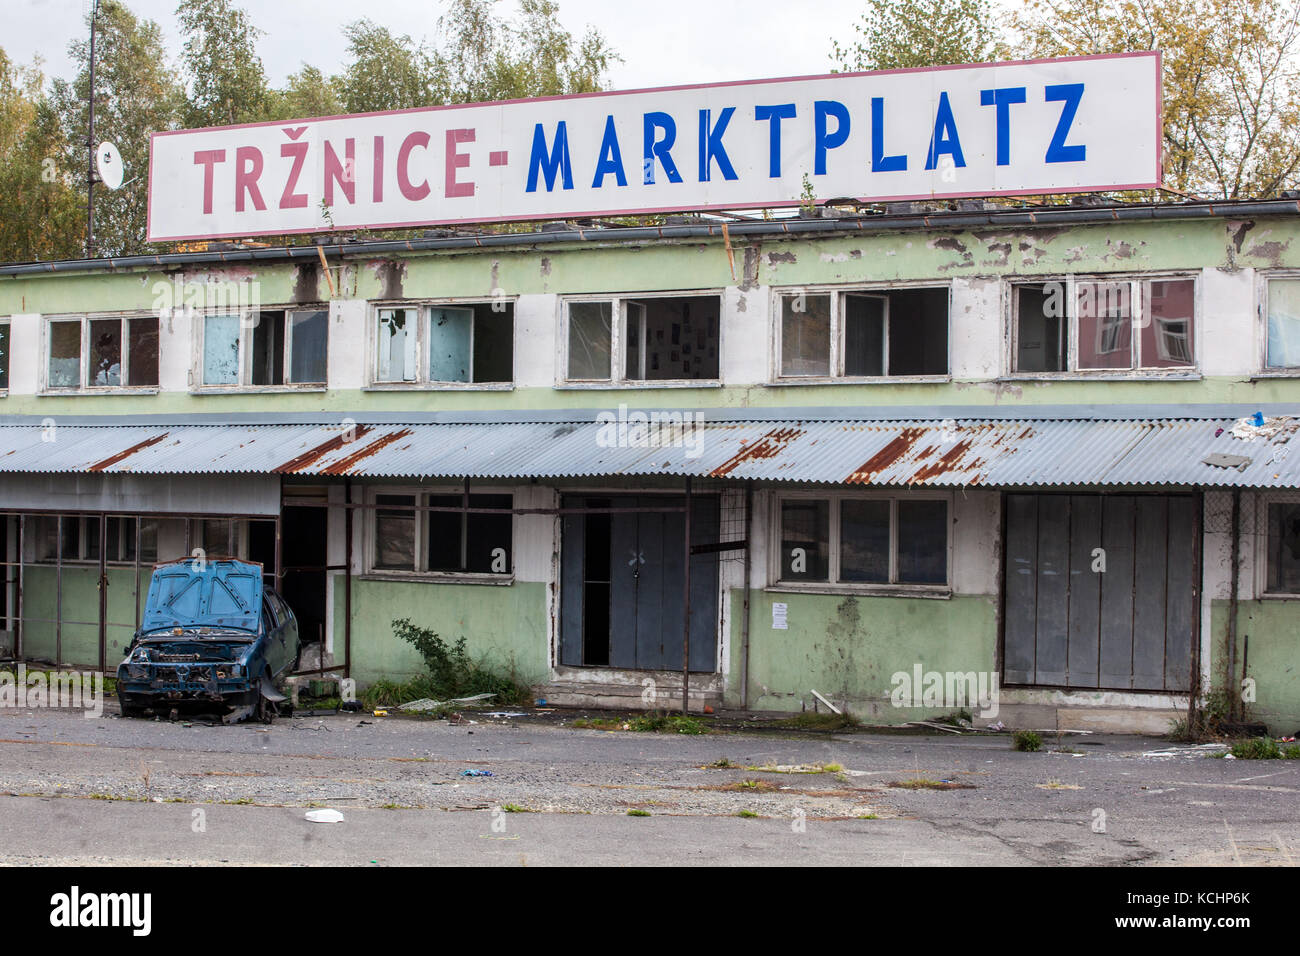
[321, 428, 414, 475]
[88, 432, 170, 472]
[846, 428, 924, 483]
[275, 425, 373, 473]
[708, 427, 804, 477]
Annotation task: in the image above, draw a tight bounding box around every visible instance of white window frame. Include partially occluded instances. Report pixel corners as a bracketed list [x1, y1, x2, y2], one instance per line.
[770, 282, 952, 383]
[41, 313, 161, 393]
[367, 299, 516, 390]
[1258, 271, 1300, 376]
[1006, 272, 1201, 377]
[768, 490, 953, 596]
[558, 290, 724, 387]
[193, 306, 329, 392]
[364, 487, 516, 584]
[0, 316, 11, 394]
[1256, 490, 1300, 598]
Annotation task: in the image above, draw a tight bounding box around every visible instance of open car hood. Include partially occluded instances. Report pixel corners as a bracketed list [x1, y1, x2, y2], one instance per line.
[140, 559, 263, 634]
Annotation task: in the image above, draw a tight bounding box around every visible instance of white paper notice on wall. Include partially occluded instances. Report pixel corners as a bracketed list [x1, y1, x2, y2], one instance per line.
[772, 603, 788, 630]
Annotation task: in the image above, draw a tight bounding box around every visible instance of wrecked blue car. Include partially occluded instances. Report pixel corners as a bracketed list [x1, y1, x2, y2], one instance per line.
[116, 558, 300, 723]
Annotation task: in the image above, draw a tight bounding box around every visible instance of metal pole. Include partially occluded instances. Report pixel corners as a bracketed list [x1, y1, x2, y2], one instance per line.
[344, 478, 352, 679]
[56, 515, 63, 666]
[133, 515, 142, 628]
[85, 0, 98, 258]
[15, 515, 24, 659]
[1227, 490, 1241, 720]
[740, 483, 753, 710]
[97, 513, 107, 672]
[681, 476, 692, 715]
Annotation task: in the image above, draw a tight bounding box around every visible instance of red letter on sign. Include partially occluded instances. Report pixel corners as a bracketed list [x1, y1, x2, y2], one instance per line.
[325, 138, 356, 206]
[235, 146, 267, 212]
[280, 141, 308, 209]
[397, 132, 431, 201]
[445, 128, 475, 198]
[373, 136, 384, 203]
[193, 149, 226, 215]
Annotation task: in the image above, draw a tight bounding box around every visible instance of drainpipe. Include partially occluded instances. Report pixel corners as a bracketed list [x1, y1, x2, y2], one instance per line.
[344, 477, 353, 680]
[740, 483, 753, 711]
[681, 476, 692, 715]
[1227, 489, 1241, 720]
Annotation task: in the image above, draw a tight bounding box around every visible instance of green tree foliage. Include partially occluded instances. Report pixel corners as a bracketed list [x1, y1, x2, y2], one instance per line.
[0, 51, 83, 262]
[1013, 0, 1300, 198]
[832, 0, 1004, 72]
[176, 0, 271, 127]
[337, 19, 443, 114]
[47, 0, 183, 257]
[267, 64, 343, 121]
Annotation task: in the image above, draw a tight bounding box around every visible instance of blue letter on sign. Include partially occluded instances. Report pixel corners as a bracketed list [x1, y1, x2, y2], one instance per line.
[1045, 84, 1086, 163]
[979, 86, 1026, 166]
[698, 107, 738, 182]
[924, 92, 966, 170]
[643, 112, 683, 185]
[592, 115, 627, 188]
[871, 97, 906, 172]
[813, 100, 850, 175]
[527, 121, 573, 192]
[755, 103, 796, 178]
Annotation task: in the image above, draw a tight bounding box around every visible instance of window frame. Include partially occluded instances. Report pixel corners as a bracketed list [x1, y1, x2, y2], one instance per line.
[192, 305, 329, 392]
[1256, 491, 1300, 598]
[364, 486, 516, 584]
[367, 298, 517, 390]
[770, 281, 952, 383]
[558, 290, 725, 388]
[1006, 272, 1201, 378]
[0, 316, 11, 394]
[768, 490, 953, 596]
[1258, 271, 1300, 376]
[31, 515, 162, 566]
[41, 312, 161, 394]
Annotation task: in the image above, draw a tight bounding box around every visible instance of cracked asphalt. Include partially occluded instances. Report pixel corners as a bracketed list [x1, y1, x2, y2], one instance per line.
[1, 704, 1297, 866]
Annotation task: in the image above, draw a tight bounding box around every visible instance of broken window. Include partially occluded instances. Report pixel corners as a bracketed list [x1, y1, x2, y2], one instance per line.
[127, 317, 160, 386]
[203, 309, 327, 387]
[1266, 501, 1300, 594]
[374, 303, 513, 385]
[371, 490, 513, 576]
[779, 287, 948, 379]
[374, 495, 416, 571]
[1266, 278, 1300, 369]
[567, 301, 612, 380]
[47, 320, 82, 388]
[777, 494, 949, 588]
[377, 308, 417, 382]
[1014, 276, 1196, 373]
[565, 295, 721, 383]
[200, 519, 244, 558]
[0, 320, 10, 390]
[31, 516, 159, 564]
[624, 295, 720, 380]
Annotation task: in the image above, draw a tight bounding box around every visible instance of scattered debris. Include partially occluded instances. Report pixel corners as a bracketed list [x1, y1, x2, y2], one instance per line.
[1230, 414, 1297, 441]
[305, 809, 345, 824]
[372, 710, 388, 717]
[460, 769, 494, 777]
[1203, 452, 1252, 471]
[481, 711, 527, 718]
[809, 689, 842, 715]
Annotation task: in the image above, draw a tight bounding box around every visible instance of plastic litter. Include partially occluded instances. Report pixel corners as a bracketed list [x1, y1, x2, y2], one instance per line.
[459, 769, 494, 777]
[305, 809, 345, 823]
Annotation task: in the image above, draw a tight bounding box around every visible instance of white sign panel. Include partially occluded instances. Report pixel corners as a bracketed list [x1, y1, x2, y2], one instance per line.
[147, 52, 1161, 242]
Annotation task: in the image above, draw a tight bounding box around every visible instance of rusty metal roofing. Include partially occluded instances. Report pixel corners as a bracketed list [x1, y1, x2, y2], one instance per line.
[2, 416, 1299, 488]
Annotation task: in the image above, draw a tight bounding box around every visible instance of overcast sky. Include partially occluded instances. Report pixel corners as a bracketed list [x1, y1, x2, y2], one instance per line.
[7, 0, 887, 93]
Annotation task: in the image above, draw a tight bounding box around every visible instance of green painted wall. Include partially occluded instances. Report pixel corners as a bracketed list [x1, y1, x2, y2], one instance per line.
[727, 588, 998, 722]
[20, 566, 143, 667]
[1210, 599, 1300, 733]
[333, 575, 549, 689]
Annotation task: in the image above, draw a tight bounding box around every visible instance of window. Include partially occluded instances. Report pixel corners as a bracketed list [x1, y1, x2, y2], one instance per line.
[33, 516, 160, 564]
[1265, 500, 1300, 595]
[0, 319, 10, 390]
[199, 518, 246, 558]
[775, 494, 949, 588]
[201, 309, 327, 387]
[45, 315, 159, 390]
[563, 294, 720, 383]
[1265, 278, 1300, 370]
[1012, 276, 1196, 373]
[374, 302, 513, 385]
[777, 287, 948, 379]
[370, 491, 513, 577]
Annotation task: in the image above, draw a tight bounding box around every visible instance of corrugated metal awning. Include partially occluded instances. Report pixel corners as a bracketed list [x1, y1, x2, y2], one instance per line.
[1, 416, 1298, 487]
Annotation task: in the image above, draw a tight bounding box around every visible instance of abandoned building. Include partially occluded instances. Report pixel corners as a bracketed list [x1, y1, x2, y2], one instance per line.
[1, 197, 1298, 733]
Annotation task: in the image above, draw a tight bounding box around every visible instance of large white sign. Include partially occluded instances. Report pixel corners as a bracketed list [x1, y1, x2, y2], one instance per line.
[147, 53, 1161, 242]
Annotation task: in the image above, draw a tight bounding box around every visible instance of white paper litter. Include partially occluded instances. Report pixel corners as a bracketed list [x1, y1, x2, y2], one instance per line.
[305, 809, 345, 824]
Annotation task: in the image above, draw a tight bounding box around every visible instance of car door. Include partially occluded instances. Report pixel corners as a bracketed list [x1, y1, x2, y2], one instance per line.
[269, 592, 300, 676]
[261, 597, 287, 678]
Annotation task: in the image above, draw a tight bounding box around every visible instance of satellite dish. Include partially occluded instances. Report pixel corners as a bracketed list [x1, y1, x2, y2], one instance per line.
[95, 141, 124, 190]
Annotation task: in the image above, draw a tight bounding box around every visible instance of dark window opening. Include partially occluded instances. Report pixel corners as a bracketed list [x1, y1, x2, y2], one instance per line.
[1015, 284, 1064, 372]
[582, 502, 611, 666]
[427, 493, 513, 574]
[251, 311, 285, 386]
[844, 288, 948, 376]
[624, 295, 720, 381]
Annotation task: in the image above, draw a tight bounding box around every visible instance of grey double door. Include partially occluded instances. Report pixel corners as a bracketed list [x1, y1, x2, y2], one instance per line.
[1003, 494, 1198, 691]
[560, 494, 719, 672]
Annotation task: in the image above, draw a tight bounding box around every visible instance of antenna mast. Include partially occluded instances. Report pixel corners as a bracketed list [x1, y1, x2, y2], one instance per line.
[85, 0, 100, 258]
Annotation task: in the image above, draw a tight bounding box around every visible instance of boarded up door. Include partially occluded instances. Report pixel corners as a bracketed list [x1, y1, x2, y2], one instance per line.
[560, 494, 719, 672]
[1003, 494, 1197, 691]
